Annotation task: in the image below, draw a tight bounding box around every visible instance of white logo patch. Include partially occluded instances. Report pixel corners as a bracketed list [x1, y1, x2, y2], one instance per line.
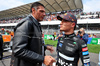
[58, 58, 73, 66]
[59, 52, 74, 61]
[84, 59, 90, 63]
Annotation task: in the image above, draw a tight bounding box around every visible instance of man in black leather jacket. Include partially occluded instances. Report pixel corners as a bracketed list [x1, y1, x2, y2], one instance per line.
[0, 34, 3, 60]
[56, 13, 90, 66]
[10, 2, 55, 66]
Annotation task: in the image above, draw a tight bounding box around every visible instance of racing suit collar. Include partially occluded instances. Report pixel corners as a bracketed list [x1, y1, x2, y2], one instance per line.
[64, 33, 75, 38]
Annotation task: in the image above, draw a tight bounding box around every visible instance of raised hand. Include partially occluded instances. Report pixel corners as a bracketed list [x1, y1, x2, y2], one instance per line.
[47, 46, 54, 53]
[44, 56, 56, 66]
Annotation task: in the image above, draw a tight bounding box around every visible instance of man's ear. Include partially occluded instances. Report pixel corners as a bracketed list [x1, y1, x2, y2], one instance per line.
[72, 22, 75, 28]
[32, 8, 35, 13]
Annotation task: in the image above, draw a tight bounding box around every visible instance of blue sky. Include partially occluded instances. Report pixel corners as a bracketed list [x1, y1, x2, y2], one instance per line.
[0, 0, 100, 12]
[21, 0, 40, 4]
[82, 0, 100, 12]
[0, 0, 39, 11]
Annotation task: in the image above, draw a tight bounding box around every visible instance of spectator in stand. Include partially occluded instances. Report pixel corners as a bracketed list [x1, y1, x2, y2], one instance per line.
[0, 28, 5, 34]
[52, 34, 55, 40]
[76, 28, 88, 44]
[56, 31, 64, 53]
[9, 31, 14, 37]
[5, 30, 10, 35]
[88, 33, 92, 37]
[56, 32, 63, 40]
[92, 34, 96, 38]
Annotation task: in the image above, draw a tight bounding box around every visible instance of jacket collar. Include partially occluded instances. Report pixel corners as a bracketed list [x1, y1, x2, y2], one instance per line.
[64, 33, 76, 38]
[29, 15, 42, 32]
[31, 14, 37, 21]
[29, 14, 41, 27]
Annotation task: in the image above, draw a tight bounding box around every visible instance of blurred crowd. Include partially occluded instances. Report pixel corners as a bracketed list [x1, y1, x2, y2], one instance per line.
[88, 33, 97, 38]
[81, 11, 100, 15]
[0, 28, 14, 37]
[79, 11, 100, 19]
[0, 16, 25, 24]
[0, 10, 100, 24]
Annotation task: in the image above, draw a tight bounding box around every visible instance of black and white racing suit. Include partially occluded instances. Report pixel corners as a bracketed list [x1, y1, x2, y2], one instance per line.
[57, 33, 90, 66]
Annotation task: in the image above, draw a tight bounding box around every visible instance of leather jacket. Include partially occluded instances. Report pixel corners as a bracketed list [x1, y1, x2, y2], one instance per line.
[0, 34, 3, 59]
[57, 33, 90, 66]
[10, 15, 44, 66]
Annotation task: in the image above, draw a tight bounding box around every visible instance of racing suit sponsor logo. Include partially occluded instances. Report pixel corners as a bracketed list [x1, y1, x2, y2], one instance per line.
[58, 58, 72, 66]
[69, 34, 74, 37]
[60, 40, 64, 43]
[59, 43, 63, 47]
[66, 46, 74, 52]
[68, 43, 75, 47]
[82, 44, 87, 47]
[83, 55, 90, 59]
[82, 47, 88, 52]
[82, 51, 89, 55]
[59, 52, 74, 61]
[73, 42, 76, 44]
[73, 37, 78, 41]
[58, 58, 65, 65]
[64, 37, 70, 39]
[61, 38, 63, 40]
[84, 59, 90, 63]
[84, 62, 90, 66]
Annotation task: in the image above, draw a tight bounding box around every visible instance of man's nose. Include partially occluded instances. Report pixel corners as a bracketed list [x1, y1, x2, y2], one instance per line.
[60, 21, 63, 25]
[43, 13, 46, 16]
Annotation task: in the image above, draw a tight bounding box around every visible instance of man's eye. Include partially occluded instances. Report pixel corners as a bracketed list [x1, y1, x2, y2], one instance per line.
[40, 10, 44, 12]
[63, 20, 68, 22]
[63, 20, 67, 22]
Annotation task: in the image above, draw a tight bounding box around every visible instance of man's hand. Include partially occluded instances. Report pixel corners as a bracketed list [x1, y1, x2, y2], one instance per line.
[47, 46, 54, 53]
[76, 31, 79, 36]
[79, 32, 84, 37]
[44, 56, 56, 66]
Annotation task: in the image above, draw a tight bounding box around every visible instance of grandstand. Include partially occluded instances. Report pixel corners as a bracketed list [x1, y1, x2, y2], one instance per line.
[0, 0, 100, 36]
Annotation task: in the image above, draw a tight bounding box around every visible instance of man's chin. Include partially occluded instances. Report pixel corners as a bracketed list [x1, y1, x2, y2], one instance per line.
[38, 19, 43, 22]
[60, 29, 64, 31]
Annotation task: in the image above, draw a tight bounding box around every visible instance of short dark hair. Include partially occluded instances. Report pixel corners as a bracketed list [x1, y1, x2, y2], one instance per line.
[30, 2, 45, 12]
[74, 25, 76, 30]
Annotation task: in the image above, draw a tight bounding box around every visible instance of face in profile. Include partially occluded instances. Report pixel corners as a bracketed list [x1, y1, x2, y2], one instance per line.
[34, 6, 46, 21]
[60, 19, 73, 32]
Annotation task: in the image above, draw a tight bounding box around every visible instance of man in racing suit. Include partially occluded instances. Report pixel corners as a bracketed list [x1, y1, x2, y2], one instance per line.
[56, 13, 90, 66]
